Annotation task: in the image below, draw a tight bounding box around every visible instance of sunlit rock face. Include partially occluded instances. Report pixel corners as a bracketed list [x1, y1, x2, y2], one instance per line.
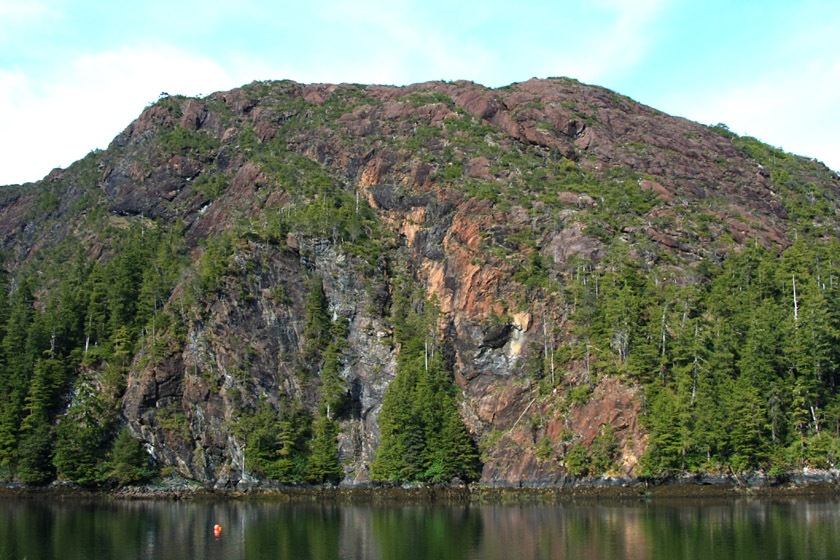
[2, 77, 838, 486]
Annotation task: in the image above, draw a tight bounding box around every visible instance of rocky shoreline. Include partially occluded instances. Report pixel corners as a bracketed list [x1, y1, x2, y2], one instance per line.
[2, 471, 839, 503]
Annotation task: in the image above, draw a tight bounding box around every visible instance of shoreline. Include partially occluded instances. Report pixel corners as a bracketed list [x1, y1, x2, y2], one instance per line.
[2, 471, 839, 503]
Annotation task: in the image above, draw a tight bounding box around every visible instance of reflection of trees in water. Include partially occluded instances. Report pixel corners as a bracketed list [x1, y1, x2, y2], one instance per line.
[0, 500, 231, 560]
[367, 505, 482, 560]
[635, 499, 840, 560]
[474, 505, 653, 560]
[241, 504, 342, 559]
[2, 498, 840, 559]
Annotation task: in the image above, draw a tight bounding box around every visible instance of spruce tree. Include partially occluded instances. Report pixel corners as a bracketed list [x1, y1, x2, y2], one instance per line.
[307, 413, 343, 484]
[302, 278, 331, 363]
[16, 416, 54, 484]
[372, 286, 481, 483]
[107, 427, 155, 485]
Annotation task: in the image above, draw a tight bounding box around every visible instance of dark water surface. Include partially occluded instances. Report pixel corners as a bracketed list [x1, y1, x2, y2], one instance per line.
[1, 497, 839, 559]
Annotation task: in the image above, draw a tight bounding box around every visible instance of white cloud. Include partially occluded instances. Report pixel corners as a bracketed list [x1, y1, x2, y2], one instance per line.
[668, 11, 840, 172]
[291, 0, 667, 88]
[296, 0, 495, 86]
[547, 0, 665, 85]
[666, 55, 840, 173]
[0, 0, 58, 43]
[0, 0, 52, 22]
[0, 45, 245, 185]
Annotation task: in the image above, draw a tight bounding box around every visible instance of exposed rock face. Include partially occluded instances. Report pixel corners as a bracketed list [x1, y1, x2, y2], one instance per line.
[1, 78, 838, 486]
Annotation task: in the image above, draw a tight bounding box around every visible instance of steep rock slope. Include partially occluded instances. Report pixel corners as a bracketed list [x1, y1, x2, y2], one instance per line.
[1, 78, 838, 486]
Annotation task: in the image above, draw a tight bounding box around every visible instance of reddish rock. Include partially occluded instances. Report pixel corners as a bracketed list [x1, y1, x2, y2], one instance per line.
[467, 156, 492, 180]
[639, 179, 671, 200]
[452, 89, 499, 120]
[179, 99, 205, 130]
[255, 120, 278, 142]
[231, 162, 267, 191]
[4, 76, 839, 488]
[360, 151, 395, 186]
[407, 161, 431, 186]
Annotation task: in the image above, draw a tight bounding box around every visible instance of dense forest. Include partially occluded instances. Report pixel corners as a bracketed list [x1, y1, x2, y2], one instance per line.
[1, 78, 839, 487]
[0, 221, 477, 485]
[563, 239, 840, 475]
[3, 223, 840, 484]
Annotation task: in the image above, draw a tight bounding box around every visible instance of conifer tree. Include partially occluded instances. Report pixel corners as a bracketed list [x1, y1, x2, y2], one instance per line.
[107, 427, 155, 485]
[238, 396, 311, 482]
[307, 413, 343, 484]
[16, 415, 54, 484]
[372, 284, 481, 483]
[723, 378, 768, 471]
[0, 277, 39, 471]
[302, 278, 331, 364]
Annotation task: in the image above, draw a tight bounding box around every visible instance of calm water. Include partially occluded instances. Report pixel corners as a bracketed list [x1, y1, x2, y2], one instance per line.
[1, 497, 839, 560]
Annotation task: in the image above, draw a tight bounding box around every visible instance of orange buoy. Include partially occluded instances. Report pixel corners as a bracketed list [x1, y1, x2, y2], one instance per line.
[213, 524, 222, 537]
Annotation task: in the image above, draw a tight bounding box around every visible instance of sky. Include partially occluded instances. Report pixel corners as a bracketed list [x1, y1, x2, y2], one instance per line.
[1, 0, 838, 185]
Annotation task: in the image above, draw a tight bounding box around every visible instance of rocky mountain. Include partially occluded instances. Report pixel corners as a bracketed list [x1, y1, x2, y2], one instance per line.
[1, 78, 839, 488]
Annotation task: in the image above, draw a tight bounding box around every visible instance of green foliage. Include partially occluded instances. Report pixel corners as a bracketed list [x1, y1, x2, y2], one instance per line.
[560, 240, 840, 475]
[300, 276, 350, 425]
[709, 122, 736, 139]
[302, 278, 332, 362]
[158, 126, 219, 160]
[194, 173, 227, 200]
[16, 417, 55, 484]
[236, 397, 312, 482]
[307, 414, 343, 484]
[565, 443, 589, 476]
[196, 231, 235, 294]
[726, 134, 840, 236]
[37, 182, 62, 213]
[53, 382, 115, 484]
[403, 90, 455, 109]
[535, 436, 555, 463]
[589, 424, 618, 475]
[107, 427, 155, 485]
[0, 220, 187, 484]
[372, 284, 481, 483]
[568, 385, 592, 405]
[4, 79, 840, 489]
[156, 403, 190, 438]
[513, 250, 551, 289]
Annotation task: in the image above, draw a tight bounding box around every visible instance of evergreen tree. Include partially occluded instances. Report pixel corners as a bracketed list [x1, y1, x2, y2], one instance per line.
[723, 378, 768, 470]
[320, 341, 346, 420]
[16, 415, 54, 484]
[22, 355, 67, 429]
[640, 386, 683, 475]
[307, 413, 343, 484]
[424, 400, 482, 483]
[302, 278, 331, 363]
[564, 442, 589, 476]
[0, 278, 39, 472]
[589, 424, 619, 475]
[238, 397, 311, 482]
[83, 267, 110, 353]
[372, 285, 481, 483]
[372, 355, 425, 481]
[0, 257, 9, 344]
[52, 379, 114, 484]
[107, 427, 155, 485]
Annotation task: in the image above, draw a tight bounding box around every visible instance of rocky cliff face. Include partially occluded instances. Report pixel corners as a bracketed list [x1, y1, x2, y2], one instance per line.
[1, 78, 838, 486]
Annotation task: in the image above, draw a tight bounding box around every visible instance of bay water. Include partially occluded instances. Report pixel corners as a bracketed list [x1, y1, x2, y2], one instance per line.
[1, 497, 838, 559]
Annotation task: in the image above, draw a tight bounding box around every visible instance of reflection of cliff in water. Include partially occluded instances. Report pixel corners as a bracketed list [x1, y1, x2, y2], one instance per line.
[1, 498, 840, 559]
[474, 504, 652, 560]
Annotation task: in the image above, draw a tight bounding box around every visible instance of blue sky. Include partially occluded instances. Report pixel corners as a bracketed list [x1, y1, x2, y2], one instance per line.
[1, 0, 838, 185]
